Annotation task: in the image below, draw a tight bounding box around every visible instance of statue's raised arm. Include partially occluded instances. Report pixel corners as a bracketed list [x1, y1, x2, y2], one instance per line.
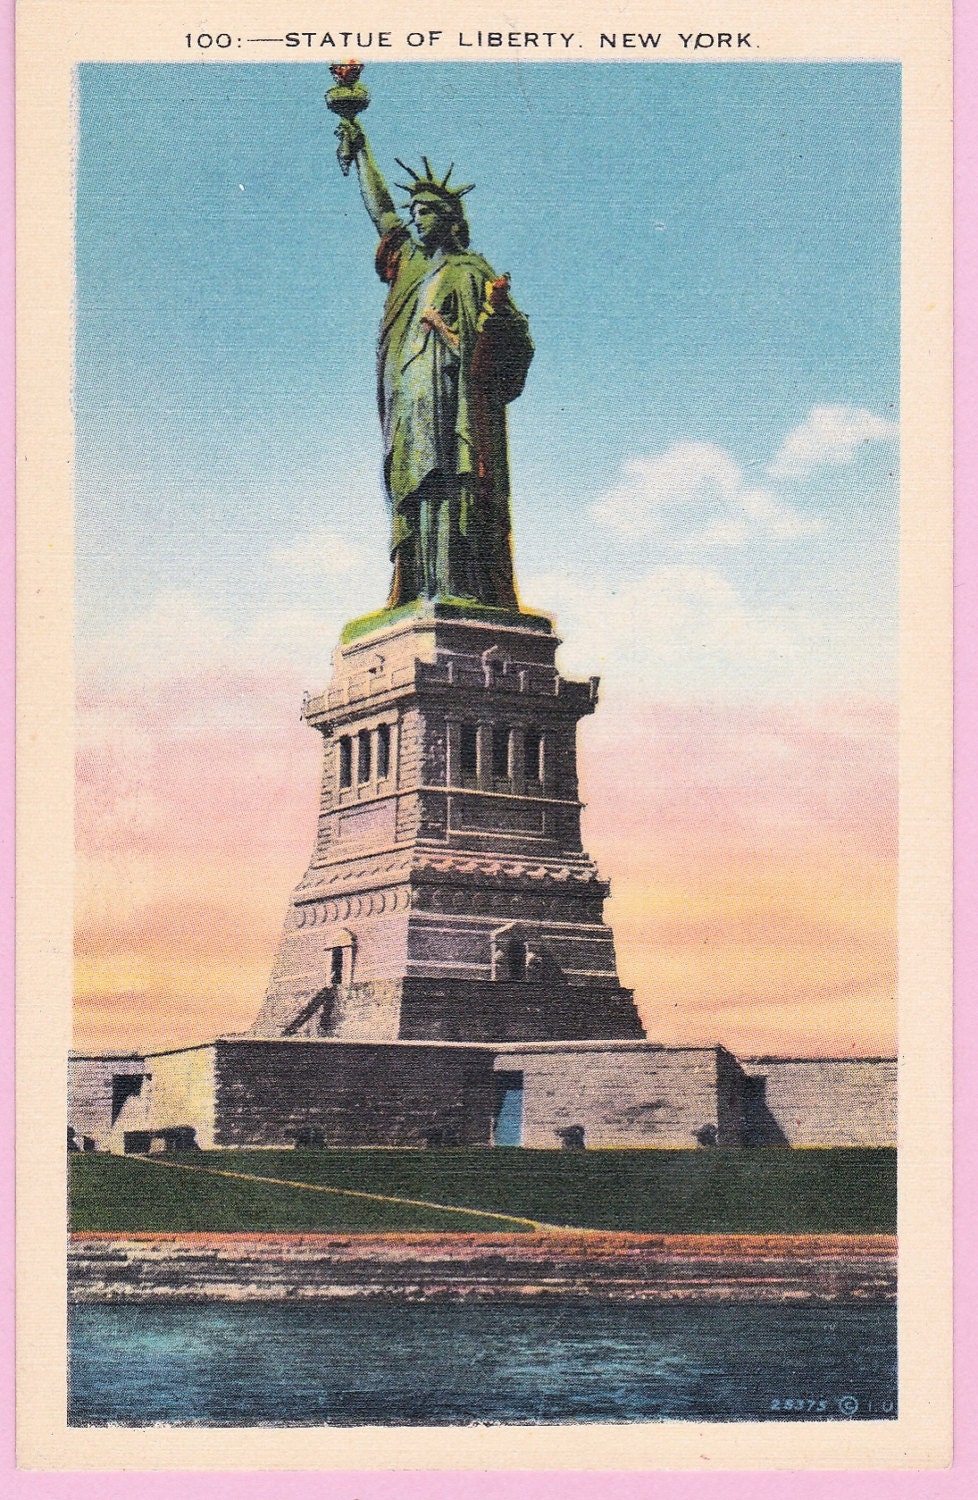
[325, 63, 398, 232]
[327, 64, 534, 614]
[341, 120, 400, 236]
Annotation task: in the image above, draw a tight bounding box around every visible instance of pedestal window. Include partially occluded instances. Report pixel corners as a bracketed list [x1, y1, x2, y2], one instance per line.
[460, 723, 478, 781]
[357, 729, 372, 783]
[326, 930, 355, 988]
[492, 725, 511, 782]
[506, 939, 528, 981]
[338, 736, 353, 788]
[525, 728, 543, 788]
[376, 722, 391, 779]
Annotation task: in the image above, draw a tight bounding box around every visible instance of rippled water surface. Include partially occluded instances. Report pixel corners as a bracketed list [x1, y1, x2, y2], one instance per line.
[70, 1301, 897, 1425]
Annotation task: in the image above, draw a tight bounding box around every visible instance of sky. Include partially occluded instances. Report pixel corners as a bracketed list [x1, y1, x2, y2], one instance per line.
[74, 62, 900, 1056]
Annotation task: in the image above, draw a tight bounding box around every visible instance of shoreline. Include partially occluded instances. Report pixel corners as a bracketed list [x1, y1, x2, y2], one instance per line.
[69, 1231, 897, 1305]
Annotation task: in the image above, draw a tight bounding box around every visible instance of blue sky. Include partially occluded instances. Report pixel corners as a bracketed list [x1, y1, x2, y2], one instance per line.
[75, 62, 900, 703]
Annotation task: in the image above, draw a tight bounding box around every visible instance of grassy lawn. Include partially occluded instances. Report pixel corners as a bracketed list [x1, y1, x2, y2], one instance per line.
[71, 1148, 896, 1235]
[69, 1154, 534, 1234]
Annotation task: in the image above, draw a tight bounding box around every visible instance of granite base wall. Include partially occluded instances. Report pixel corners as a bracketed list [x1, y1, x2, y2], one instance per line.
[211, 1039, 497, 1148]
[83, 1040, 898, 1153]
[496, 1045, 726, 1148]
[397, 978, 645, 1043]
[106, 1045, 218, 1152]
[68, 1054, 147, 1150]
[254, 975, 645, 1045]
[739, 1059, 898, 1147]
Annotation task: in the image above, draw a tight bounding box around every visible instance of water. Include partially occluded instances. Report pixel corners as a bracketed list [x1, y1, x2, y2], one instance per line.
[69, 1301, 897, 1425]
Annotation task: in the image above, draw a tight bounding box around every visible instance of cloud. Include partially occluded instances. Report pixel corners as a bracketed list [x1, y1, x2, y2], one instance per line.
[532, 565, 766, 685]
[271, 525, 367, 577]
[527, 565, 894, 702]
[591, 441, 823, 545]
[591, 442, 739, 534]
[769, 405, 898, 480]
[77, 588, 385, 698]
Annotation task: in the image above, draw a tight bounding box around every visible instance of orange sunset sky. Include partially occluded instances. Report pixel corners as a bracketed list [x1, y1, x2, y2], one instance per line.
[74, 649, 895, 1058]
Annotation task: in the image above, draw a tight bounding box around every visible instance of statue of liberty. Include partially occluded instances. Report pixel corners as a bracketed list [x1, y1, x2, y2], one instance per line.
[329, 66, 534, 612]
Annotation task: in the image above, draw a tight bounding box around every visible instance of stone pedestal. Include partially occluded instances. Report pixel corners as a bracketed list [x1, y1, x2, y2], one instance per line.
[251, 601, 644, 1043]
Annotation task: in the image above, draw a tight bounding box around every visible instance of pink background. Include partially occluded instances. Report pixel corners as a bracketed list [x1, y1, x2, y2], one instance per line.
[1, 0, 973, 1492]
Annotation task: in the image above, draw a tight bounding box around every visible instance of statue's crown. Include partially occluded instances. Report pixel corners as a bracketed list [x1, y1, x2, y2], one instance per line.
[394, 157, 475, 208]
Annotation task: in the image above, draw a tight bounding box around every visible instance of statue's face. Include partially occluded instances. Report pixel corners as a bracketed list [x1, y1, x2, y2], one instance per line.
[411, 197, 452, 250]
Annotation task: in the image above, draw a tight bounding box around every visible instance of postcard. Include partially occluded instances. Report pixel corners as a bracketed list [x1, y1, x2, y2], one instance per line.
[15, 0, 952, 1474]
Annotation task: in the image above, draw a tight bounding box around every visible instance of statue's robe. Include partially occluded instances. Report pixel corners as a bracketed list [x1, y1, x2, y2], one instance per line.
[375, 221, 533, 607]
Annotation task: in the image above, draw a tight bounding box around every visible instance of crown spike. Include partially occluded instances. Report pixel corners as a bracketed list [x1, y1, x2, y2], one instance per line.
[456, 184, 475, 197]
[421, 155, 434, 179]
[394, 157, 421, 181]
[441, 163, 455, 188]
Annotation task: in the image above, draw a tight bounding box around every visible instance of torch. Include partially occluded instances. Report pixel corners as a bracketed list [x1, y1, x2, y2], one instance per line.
[326, 61, 370, 175]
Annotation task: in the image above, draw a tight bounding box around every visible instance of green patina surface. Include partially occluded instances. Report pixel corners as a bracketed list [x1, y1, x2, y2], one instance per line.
[340, 597, 552, 643]
[328, 99, 537, 611]
[71, 1148, 897, 1236]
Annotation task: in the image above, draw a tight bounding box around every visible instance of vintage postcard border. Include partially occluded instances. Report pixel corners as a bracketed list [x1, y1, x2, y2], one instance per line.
[10, 0, 957, 1480]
